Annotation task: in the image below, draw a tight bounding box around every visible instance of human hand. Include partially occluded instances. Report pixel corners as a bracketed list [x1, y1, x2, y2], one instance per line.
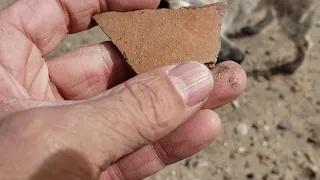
[0, 0, 247, 179]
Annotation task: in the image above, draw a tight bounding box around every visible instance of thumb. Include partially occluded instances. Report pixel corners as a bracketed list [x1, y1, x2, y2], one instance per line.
[0, 62, 213, 179]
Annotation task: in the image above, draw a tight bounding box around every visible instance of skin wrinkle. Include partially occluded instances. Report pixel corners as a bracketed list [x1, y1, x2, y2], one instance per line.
[43, 64, 52, 100]
[43, 76, 59, 100]
[98, 0, 108, 13]
[20, 1, 42, 44]
[60, 0, 98, 33]
[100, 111, 140, 151]
[48, 49, 89, 95]
[0, 29, 18, 74]
[117, 96, 150, 147]
[28, 3, 67, 51]
[123, 78, 165, 144]
[153, 141, 171, 166]
[5, 0, 82, 53]
[39, 24, 65, 54]
[0, 0, 165, 102]
[137, 80, 171, 134]
[79, 52, 99, 97]
[99, 44, 112, 82]
[67, 79, 102, 99]
[26, 57, 45, 92]
[60, 75, 101, 92]
[125, 157, 154, 180]
[121, 158, 140, 180]
[6, 70, 29, 99]
[28, 62, 50, 100]
[85, 100, 141, 158]
[18, 9, 32, 43]
[55, 0, 71, 32]
[110, 164, 126, 180]
[104, 0, 111, 12]
[1, 24, 42, 87]
[149, 145, 166, 169]
[3, 0, 38, 36]
[45, 110, 105, 160]
[23, 42, 36, 88]
[47, 71, 67, 100]
[48, 122, 81, 139]
[135, 147, 164, 172]
[48, 79, 64, 100]
[49, 52, 109, 99]
[69, 6, 97, 24]
[0, 99, 18, 112]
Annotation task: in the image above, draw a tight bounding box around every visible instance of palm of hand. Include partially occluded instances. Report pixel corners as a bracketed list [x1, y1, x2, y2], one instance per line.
[0, 0, 141, 111]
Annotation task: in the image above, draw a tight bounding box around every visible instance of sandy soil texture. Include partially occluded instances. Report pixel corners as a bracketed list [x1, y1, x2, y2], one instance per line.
[1, 1, 319, 179]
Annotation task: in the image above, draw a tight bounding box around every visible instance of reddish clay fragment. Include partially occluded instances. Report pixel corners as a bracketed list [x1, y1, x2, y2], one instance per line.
[94, 2, 226, 74]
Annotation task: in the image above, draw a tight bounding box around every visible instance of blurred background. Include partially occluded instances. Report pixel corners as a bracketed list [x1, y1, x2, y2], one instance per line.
[1, 1, 319, 179]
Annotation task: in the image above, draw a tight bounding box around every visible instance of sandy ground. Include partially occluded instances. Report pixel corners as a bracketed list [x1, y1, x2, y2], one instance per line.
[1, 1, 319, 180]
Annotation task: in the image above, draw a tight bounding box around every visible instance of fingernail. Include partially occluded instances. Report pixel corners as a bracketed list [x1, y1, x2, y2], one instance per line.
[168, 62, 214, 107]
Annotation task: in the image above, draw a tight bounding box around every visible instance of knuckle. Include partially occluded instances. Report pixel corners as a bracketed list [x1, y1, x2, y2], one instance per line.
[124, 75, 176, 133]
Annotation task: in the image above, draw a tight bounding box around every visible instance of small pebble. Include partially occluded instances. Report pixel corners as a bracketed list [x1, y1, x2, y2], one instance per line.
[271, 167, 280, 175]
[231, 100, 240, 109]
[262, 174, 269, 180]
[264, 125, 270, 131]
[307, 137, 317, 144]
[265, 51, 271, 56]
[262, 141, 268, 147]
[238, 147, 247, 154]
[246, 173, 255, 179]
[269, 36, 276, 41]
[310, 165, 318, 173]
[264, 136, 270, 141]
[198, 161, 209, 168]
[184, 158, 198, 168]
[171, 170, 176, 176]
[277, 120, 293, 131]
[293, 151, 303, 157]
[223, 172, 232, 180]
[230, 153, 238, 159]
[279, 93, 285, 99]
[223, 142, 229, 147]
[235, 123, 249, 136]
[304, 166, 317, 179]
[244, 161, 250, 168]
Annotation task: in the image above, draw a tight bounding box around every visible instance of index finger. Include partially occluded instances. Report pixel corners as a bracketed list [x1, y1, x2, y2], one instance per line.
[0, 0, 160, 54]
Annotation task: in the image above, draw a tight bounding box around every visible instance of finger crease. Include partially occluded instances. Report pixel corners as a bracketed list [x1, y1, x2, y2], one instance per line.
[39, 25, 64, 53]
[26, 61, 45, 91]
[153, 142, 171, 166]
[70, 6, 96, 19]
[66, 78, 102, 99]
[48, 79, 65, 100]
[23, 44, 36, 87]
[124, 82, 154, 144]
[18, 14, 33, 43]
[99, 45, 112, 80]
[79, 57, 99, 95]
[109, 164, 125, 180]
[55, 0, 70, 31]
[59, 74, 103, 92]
